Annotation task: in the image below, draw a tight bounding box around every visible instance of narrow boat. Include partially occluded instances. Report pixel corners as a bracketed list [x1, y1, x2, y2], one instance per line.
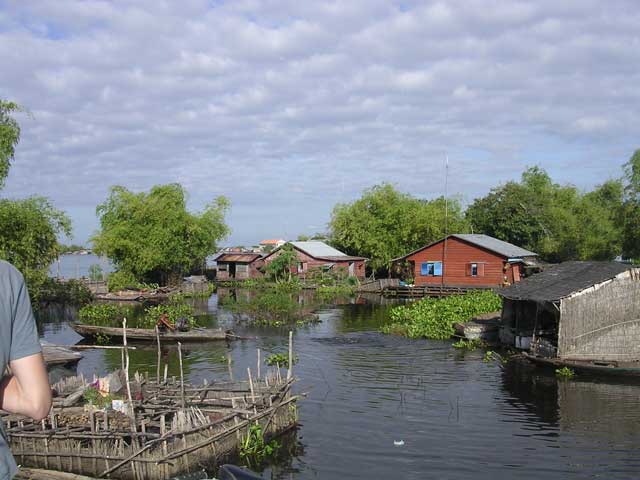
[71, 323, 233, 342]
[522, 352, 640, 377]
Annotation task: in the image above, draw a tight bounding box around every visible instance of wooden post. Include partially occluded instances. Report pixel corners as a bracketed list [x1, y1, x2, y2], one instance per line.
[155, 325, 162, 383]
[178, 342, 186, 410]
[122, 318, 134, 411]
[287, 330, 293, 380]
[227, 352, 233, 381]
[163, 363, 169, 384]
[257, 348, 261, 379]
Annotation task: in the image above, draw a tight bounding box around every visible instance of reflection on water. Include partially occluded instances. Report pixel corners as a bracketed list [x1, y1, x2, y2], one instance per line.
[36, 292, 640, 479]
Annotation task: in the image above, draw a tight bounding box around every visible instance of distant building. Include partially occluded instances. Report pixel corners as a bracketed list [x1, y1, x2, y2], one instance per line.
[498, 261, 640, 360]
[259, 239, 286, 251]
[393, 234, 538, 288]
[215, 253, 264, 281]
[263, 241, 367, 279]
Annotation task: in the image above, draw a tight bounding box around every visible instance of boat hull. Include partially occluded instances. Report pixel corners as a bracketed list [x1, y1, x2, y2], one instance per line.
[71, 323, 231, 342]
[523, 352, 640, 377]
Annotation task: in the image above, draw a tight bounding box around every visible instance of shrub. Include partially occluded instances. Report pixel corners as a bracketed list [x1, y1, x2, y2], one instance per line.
[107, 270, 140, 292]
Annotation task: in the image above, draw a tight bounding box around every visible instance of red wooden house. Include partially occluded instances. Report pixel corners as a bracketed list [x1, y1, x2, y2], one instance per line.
[394, 234, 538, 288]
[263, 241, 367, 279]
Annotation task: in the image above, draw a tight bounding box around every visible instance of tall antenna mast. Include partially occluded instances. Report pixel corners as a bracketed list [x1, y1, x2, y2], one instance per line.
[441, 154, 449, 288]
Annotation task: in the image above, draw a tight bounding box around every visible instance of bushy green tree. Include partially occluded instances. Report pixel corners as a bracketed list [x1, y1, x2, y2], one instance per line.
[264, 243, 298, 282]
[329, 183, 468, 272]
[0, 99, 72, 302]
[622, 149, 640, 260]
[466, 167, 624, 262]
[92, 184, 230, 286]
[0, 100, 21, 189]
[0, 197, 71, 300]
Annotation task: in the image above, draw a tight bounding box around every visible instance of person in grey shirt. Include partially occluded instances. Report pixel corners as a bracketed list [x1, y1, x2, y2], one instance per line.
[0, 261, 52, 479]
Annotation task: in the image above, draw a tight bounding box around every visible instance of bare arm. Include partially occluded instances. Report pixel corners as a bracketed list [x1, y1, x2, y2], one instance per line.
[0, 352, 52, 420]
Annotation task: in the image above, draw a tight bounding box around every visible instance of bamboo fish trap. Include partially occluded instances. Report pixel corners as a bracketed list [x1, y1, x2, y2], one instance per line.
[4, 371, 297, 479]
[3, 326, 299, 480]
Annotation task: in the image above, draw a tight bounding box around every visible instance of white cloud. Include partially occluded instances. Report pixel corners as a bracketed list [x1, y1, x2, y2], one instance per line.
[0, 0, 639, 243]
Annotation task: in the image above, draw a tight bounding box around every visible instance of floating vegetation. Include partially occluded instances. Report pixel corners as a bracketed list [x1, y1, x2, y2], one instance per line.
[555, 366, 576, 379]
[382, 291, 502, 340]
[239, 422, 281, 468]
[452, 338, 486, 350]
[78, 301, 197, 329]
[265, 352, 298, 366]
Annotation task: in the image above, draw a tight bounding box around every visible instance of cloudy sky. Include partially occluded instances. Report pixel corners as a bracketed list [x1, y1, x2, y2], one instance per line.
[1, 0, 638, 246]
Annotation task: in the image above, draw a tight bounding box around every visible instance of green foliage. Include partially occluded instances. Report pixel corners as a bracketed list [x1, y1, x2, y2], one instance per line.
[264, 244, 298, 283]
[92, 184, 230, 286]
[0, 100, 22, 189]
[107, 270, 140, 292]
[382, 291, 502, 340]
[239, 422, 280, 468]
[0, 196, 71, 302]
[88, 264, 104, 281]
[329, 183, 468, 273]
[555, 367, 576, 379]
[142, 302, 196, 329]
[466, 166, 624, 262]
[265, 352, 298, 366]
[622, 149, 640, 260]
[452, 338, 486, 350]
[78, 303, 129, 326]
[39, 278, 94, 305]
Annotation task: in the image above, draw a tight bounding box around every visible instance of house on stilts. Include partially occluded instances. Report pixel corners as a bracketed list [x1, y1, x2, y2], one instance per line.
[498, 261, 640, 362]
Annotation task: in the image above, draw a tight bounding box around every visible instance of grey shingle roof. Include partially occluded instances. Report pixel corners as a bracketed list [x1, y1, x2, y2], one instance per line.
[498, 261, 634, 302]
[452, 234, 538, 258]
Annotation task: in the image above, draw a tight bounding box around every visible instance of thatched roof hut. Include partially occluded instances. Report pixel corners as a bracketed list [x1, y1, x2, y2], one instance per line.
[498, 261, 640, 361]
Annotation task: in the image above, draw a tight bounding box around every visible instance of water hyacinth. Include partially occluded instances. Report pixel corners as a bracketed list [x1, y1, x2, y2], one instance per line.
[382, 291, 502, 340]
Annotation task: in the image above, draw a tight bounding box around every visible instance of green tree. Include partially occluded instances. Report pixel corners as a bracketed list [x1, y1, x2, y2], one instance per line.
[466, 167, 623, 262]
[0, 197, 71, 300]
[329, 183, 468, 272]
[0, 100, 22, 189]
[92, 184, 230, 286]
[264, 243, 298, 282]
[0, 100, 73, 303]
[622, 149, 640, 260]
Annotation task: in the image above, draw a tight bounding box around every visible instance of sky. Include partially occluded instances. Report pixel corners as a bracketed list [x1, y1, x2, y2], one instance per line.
[1, 0, 638, 246]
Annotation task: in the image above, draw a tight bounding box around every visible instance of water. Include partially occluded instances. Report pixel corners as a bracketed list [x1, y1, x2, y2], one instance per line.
[49, 253, 113, 279]
[37, 295, 640, 479]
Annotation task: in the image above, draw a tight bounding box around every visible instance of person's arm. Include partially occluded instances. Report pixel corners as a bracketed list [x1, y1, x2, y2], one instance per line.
[0, 353, 51, 420]
[0, 267, 52, 420]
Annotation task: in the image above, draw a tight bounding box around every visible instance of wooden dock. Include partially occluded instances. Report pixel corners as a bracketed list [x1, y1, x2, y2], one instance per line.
[383, 285, 490, 299]
[41, 341, 83, 367]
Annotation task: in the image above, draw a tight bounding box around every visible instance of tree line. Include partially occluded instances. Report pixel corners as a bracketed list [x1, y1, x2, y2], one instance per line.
[329, 154, 640, 272]
[1, 98, 638, 299]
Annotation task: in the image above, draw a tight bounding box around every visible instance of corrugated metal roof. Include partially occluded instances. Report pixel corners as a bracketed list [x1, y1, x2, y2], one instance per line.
[290, 241, 348, 258]
[498, 261, 634, 302]
[452, 234, 538, 258]
[216, 253, 263, 263]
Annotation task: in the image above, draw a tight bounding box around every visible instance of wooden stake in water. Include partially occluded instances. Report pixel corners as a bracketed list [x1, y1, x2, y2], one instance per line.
[287, 330, 293, 380]
[122, 318, 133, 412]
[257, 348, 261, 380]
[155, 325, 161, 382]
[177, 342, 186, 410]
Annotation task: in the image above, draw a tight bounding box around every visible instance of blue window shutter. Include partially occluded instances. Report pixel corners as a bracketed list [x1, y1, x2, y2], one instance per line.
[421, 263, 429, 276]
[434, 261, 443, 276]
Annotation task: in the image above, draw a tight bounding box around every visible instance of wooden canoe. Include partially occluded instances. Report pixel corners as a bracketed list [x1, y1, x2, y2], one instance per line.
[523, 352, 640, 377]
[71, 324, 231, 342]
